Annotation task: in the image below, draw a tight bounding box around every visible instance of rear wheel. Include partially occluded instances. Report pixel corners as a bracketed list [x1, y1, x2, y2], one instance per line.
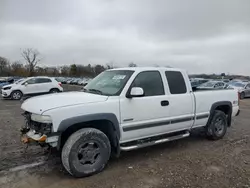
[240, 92, 245, 99]
[206, 110, 227, 140]
[11, 90, 23, 100]
[50, 88, 60, 93]
[61, 128, 111, 178]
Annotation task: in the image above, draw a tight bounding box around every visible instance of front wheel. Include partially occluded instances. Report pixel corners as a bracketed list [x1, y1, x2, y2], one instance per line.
[11, 90, 23, 100]
[206, 110, 227, 140]
[61, 128, 111, 178]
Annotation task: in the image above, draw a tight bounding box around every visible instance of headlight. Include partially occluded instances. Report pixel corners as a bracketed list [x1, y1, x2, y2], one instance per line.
[3, 86, 11, 90]
[31, 114, 52, 123]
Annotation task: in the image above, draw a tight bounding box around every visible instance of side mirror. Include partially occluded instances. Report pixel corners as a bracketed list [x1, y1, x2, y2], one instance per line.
[127, 87, 144, 98]
[24, 82, 28, 86]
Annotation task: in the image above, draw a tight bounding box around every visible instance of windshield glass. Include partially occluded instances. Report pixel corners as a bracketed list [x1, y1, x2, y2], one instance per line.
[199, 82, 215, 87]
[15, 79, 24, 84]
[84, 70, 134, 96]
[230, 82, 246, 87]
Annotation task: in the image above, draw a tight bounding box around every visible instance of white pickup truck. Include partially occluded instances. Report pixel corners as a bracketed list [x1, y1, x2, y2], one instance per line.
[21, 67, 240, 177]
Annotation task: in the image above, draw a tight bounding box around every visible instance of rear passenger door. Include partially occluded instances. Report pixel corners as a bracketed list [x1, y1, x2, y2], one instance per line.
[164, 71, 194, 130]
[36, 78, 53, 93]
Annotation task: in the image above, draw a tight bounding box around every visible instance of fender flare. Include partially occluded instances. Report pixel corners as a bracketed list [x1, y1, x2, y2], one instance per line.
[58, 113, 120, 138]
[209, 101, 232, 126]
[57, 113, 121, 154]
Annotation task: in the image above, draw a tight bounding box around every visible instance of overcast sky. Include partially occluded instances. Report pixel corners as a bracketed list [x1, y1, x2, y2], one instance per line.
[1, 0, 250, 75]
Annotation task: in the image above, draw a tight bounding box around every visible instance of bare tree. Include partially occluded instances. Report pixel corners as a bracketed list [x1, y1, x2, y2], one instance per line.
[11, 61, 23, 75]
[21, 48, 41, 76]
[0, 56, 10, 76]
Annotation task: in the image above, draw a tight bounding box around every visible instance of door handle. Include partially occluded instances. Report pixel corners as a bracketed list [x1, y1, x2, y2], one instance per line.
[161, 100, 169, 106]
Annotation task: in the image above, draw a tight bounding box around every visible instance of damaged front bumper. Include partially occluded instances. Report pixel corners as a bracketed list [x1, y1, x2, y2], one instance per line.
[21, 112, 60, 148]
[21, 128, 60, 148]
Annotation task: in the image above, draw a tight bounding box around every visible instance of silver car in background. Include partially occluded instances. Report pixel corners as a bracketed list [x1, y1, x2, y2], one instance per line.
[197, 81, 227, 89]
[229, 82, 250, 99]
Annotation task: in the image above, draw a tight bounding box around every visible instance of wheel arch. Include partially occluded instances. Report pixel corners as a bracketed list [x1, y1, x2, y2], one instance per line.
[11, 89, 23, 94]
[57, 113, 121, 157]
[49, 88, 60, 92]
[11, 89, 23, 99]
[209, 101, 232, 127]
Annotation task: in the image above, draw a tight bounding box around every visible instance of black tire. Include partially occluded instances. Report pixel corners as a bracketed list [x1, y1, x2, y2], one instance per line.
[240, 92, 245, 99]
[206, 110, 227, 140]
[11, 90, 23, 100]
[50, 88, 60, 93]
[61, 128, 111, 178]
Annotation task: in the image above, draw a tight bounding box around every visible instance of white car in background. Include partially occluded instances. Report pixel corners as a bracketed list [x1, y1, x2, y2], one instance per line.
[1, 76, 63, 100]
[197, 81, 227, 89]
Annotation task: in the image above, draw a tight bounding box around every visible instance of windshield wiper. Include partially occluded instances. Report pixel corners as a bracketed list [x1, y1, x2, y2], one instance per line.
[88, 89, 103, 95]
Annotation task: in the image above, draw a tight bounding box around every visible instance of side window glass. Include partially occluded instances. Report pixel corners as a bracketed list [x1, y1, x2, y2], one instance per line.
[165, 71, 187, 94]
[131, 71, 164, 96]
[36, 78, 52, 83]
[26, 78, 36, 84]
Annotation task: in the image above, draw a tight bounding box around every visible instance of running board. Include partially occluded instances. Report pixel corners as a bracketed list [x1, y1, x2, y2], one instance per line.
[120, 131, 190, 151]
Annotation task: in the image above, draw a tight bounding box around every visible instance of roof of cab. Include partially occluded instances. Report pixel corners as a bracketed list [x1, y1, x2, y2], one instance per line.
[110, 67, 184, 72]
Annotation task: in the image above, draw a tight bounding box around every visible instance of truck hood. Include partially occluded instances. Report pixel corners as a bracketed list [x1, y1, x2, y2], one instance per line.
[21, 92, 108, 114]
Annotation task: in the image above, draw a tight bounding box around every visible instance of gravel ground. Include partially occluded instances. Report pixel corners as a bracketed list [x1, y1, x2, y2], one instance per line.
[0, 87, 249, 188]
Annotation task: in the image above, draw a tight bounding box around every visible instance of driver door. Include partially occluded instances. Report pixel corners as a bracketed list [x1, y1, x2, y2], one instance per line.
[20, 78, 38, 94]
[119, 71, 170, 142]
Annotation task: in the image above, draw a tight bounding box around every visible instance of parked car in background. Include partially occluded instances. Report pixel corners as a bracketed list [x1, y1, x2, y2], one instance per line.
[229, 82, 250, 99]
[221, 79, 230, 83]
[0, 78, 15, 89]
[197, 81, 227, 89]
[0, 78, 6, 82]
[66, 79, 73, 84]
[82, 78, 92, 86]
[61, 78, 69, 84]
[79, 79, 87, 85]
[1, 76, 63, 100]
[242, 80, 250, 83]
[191, 79, 210, 89]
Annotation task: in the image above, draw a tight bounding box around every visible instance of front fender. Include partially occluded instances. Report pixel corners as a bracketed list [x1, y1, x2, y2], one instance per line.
[57, 113, 121, 139]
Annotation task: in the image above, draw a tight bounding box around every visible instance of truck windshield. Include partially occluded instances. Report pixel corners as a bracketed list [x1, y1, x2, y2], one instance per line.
[84, 70, 134, 96]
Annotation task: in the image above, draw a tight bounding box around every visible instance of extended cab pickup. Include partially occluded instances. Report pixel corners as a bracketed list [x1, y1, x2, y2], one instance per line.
[21, 67, 240, 177]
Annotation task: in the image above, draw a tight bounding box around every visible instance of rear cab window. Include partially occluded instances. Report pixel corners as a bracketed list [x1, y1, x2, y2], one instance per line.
[165, 71, 187, 94]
